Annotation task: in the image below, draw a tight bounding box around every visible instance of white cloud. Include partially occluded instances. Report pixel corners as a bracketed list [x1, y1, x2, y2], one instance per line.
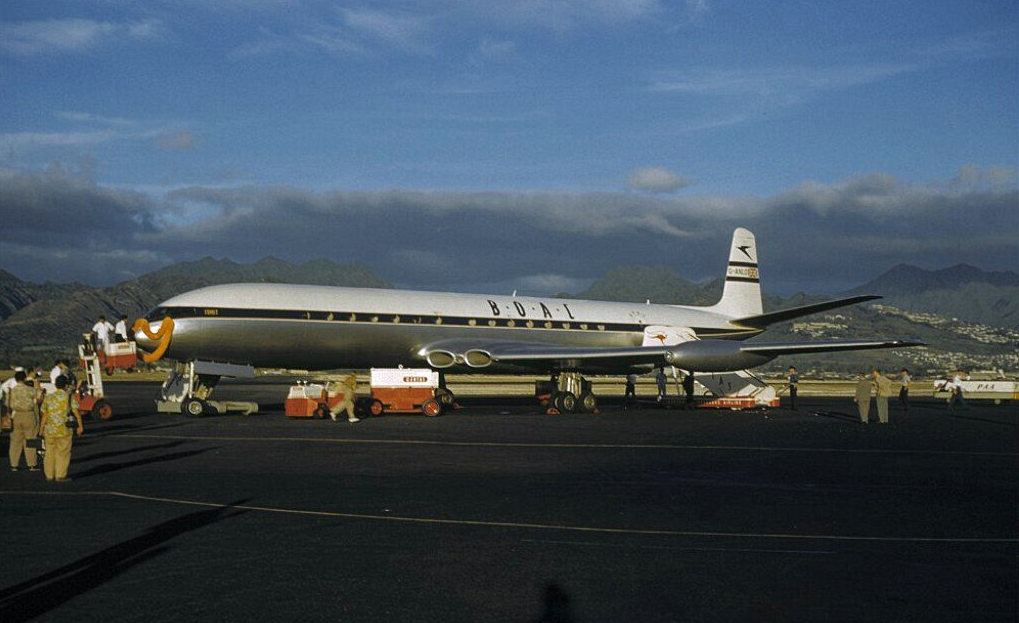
[951, 164, 1017, 189]
[0, 18, 163, 56]
[470, 37, 517, 65]
[685, 0, 709, 21]
[156, 130, 198, 151]
[1, 166, 1014, 289]
[55, 111, 136, 127]
[648, 62, 913, 97]
[340, 8, 431, 53]
[627, 167, 693, 193]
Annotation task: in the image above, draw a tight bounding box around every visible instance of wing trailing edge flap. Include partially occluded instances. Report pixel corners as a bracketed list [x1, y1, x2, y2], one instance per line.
[739, 339, 925, 356]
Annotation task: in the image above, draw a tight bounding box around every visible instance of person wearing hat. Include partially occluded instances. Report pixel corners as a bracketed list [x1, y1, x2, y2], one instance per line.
[7, 370, 42, 471]
[0, 367, 25, 431]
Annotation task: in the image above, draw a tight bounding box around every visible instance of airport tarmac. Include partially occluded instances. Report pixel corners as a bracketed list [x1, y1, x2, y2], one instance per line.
[1, 381, 1016, 623]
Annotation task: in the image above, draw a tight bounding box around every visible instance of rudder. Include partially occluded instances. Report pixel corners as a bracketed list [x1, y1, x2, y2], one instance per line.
[709, 227, 762, 318]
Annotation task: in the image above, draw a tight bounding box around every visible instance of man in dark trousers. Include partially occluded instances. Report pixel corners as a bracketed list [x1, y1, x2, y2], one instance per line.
[786, 366, 799, 410]
[624, 372, 638, 409]
[898, 368, 911, 413]
[682, 373, 695, 409]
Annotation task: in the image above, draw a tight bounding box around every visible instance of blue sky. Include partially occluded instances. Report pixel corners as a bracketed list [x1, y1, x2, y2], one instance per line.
[1, 1, 1016, 293]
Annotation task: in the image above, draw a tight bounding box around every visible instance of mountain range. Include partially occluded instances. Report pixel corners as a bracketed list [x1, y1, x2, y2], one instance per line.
[1, 259, 1016, 372]
[0, 258, 390, 360]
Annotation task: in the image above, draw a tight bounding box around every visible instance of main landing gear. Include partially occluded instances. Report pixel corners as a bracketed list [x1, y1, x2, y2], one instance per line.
[541, 371, 598, 415]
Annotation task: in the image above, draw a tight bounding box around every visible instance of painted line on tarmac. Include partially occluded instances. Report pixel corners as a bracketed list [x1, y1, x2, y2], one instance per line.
[3, 490, 1017, 544]
[519, 539, 837, 555]
[115, 433, 1017, 457]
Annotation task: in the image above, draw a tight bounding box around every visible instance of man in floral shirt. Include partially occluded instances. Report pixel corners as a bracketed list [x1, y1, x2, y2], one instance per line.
[37, 375, 83, 482]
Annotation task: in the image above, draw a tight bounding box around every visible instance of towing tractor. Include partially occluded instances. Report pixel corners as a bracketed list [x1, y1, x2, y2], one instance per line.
[369, 368, 448, 417]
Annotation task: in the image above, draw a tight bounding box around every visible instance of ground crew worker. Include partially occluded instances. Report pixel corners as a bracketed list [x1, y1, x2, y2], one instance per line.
[7, 370, 41, 471]
[948, 370, 968, 412]
[682, 373, 695, 408]
[0, 366, 23, 430]
[872, 369, 893, 424]
[656, 367, 668, 402]
[854, 372, 873, 424]
[114, 314, 130, 343]
[328, 374, 360, 423]
[898, 368, 911, 413]
[786, 366, 799, 410]
[624, 372, 638, 409]
[38, 375, 83, 482]
[92, 315, 115, 351]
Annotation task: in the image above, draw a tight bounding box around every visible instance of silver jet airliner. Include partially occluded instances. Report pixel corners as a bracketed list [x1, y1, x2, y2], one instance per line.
[135, 228, 921, 413]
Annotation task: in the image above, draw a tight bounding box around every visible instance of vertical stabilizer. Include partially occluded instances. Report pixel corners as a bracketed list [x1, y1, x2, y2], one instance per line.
[710, 227, 762, 318]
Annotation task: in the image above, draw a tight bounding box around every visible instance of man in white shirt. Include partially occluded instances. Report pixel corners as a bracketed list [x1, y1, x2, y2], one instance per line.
[114, 314, 130, 343]
[49, 360, 68, 385]
[91, 315, 115, 351]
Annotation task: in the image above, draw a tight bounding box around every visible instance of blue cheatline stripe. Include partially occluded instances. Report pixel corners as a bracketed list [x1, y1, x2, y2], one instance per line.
[146, 306, 760, 338]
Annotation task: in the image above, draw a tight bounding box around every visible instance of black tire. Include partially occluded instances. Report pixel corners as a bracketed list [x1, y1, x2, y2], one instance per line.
[93, 399, 114, 421]
[314, 403, 329, 419]
[544, 392, 558, 409]
[421, 398, 442, 417]
[369, 399, 384, 417]
[556, 392, 577, 413]
[578, 392, 597, 413]
[436, 388, 456, 406]
[182, 398, 207, 418]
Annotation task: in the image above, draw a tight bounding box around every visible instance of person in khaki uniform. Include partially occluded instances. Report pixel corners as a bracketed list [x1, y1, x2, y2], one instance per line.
[37, 375, 83, 482]
[7, 370, 42, 471]
[872, 369, 893, 424]
[327, 374, 360, 423]
[853, 372, 873, 424]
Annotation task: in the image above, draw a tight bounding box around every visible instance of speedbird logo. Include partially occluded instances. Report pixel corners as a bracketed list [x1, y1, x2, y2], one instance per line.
[652, 333, 667, 344]
[737, 245, 753, 260]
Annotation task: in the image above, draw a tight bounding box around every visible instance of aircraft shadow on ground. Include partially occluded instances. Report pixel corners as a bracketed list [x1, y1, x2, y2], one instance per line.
[937, 409, 1018, 427]
[808, 410, 862, 423]
[73, 440, 187, 464]
[531, 583, 580, 623]
[73, 446, 219, 479]
[88, 422, 189, 437]
[0, 500, 249, 622]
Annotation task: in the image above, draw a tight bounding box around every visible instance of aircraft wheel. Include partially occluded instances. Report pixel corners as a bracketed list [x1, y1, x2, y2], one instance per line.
[555, 392, 577, 414]
[94, 399, 114, 421]
[578, 392, 597, 413]
[421, 398, 442, 417]
[183, 398, 207, 418]
[313, 403, 329, 419]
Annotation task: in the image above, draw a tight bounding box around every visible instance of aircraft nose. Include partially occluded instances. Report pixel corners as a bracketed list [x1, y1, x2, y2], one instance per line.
[134, 322, 160, 352]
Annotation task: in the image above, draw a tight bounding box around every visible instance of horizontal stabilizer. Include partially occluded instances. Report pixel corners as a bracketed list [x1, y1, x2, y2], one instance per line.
[740, 339, 925, 356]
[732, 295, 881, 328]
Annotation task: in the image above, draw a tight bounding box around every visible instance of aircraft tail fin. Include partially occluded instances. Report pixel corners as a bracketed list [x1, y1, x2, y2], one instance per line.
[708, 227, 763, 318]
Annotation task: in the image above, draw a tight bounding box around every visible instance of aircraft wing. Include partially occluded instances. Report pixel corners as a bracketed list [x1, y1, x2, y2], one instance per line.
[738, 339, 925, 356]
[420, 339, 670, 368]
[732, 295, 881, 328]
[419, 337, 924, 372]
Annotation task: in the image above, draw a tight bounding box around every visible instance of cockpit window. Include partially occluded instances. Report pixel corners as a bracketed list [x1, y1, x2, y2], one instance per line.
[144, 307, 168, 321]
